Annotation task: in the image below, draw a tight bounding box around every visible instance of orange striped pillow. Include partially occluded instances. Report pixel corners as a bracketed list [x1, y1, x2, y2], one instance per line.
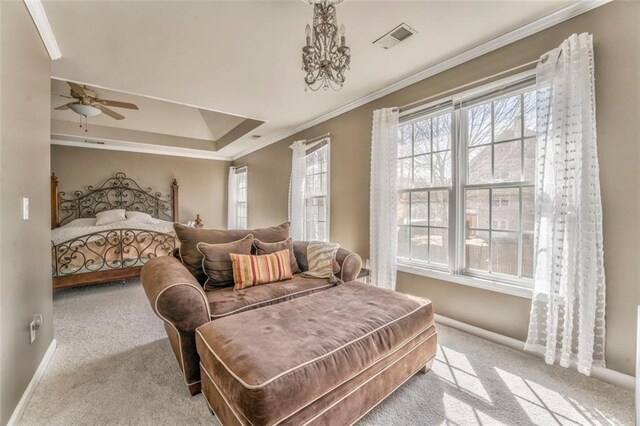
[230, 249, 293, 291]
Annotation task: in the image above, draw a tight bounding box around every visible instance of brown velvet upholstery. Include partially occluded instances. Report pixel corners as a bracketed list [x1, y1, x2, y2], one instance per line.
[196, 282, 436, 425]
[253, 238, 301, 274]
[141, 233, 363, 396]
[197, 235, 254, 290]
[206, 275, 336, 319]
[174, 222, 290, 283]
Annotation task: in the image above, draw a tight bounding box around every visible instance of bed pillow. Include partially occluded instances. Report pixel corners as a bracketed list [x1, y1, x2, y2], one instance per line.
[230, 249, 293, 291]
[95, 209, 126, 226]
[174, 222, 290, 283]
[126, 211, 155, 223]
[253, 238, 300, 274]
[197, 235, 254, 290]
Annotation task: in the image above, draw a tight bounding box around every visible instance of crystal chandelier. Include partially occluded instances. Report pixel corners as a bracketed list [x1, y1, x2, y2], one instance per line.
[302, 0, 351, 91]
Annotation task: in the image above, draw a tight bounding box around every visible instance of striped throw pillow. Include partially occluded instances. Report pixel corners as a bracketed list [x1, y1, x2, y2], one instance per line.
[230, 249, 293, 291]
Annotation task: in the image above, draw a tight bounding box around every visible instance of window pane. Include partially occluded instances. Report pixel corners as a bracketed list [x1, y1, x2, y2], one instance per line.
[413, 154, 431, 188]
[318, 197, 326, 221]
[494, 141, 521, 182]
[398, 158, 412, 189]
[522, 187, 535, 232]
[491, 232, 518, 276]
[522, 234, 534, 278]
[492, 188, 519, 231]
[466, 230, 489, 271]
[432, 114, 451, 151]
[410, 192, 428, 226]
[429, 228, 448, 265]
[468, 103, 492, 146]
[414, 119, 430, 155]
[494, 94, 522, 142]
[317, 222, 327, 242]
[432, 151, 451, 186]
[398, 192, 410, 225]
[398, 226, 410, 259]
[430, 190, 448, 227]
[468, 145, 491, 184]
[524, 91, 536, 137]
[465, 189, 489, 229]
[398, 124, 412, 157]
[410, 227, 428, 262]
[523, 138, 535, 182]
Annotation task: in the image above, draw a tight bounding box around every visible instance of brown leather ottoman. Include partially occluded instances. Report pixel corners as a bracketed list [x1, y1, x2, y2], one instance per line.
[195, 281, 437, 426]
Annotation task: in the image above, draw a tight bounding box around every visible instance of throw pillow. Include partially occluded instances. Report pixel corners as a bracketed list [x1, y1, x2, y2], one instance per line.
[230, 249, 293, 291]
[174, 222, 290, 283]
[301, 241, 340, 279]
[197, 235, 254, 290]
[253, 238, 301, 274]
[126, 211, 155, 223]
[95, 209, 126, 226]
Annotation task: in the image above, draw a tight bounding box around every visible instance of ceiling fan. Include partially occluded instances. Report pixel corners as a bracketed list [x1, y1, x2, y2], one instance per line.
[54, 81, 138, 120]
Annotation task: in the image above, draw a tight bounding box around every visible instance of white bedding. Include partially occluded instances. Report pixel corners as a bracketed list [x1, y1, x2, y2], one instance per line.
[52, 217, 175, 245]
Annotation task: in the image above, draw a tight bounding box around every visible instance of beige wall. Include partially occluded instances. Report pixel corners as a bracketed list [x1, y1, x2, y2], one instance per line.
[51, 145, 230, 228]
[236, 1, 640, 376]
[0, 1, 54, 423]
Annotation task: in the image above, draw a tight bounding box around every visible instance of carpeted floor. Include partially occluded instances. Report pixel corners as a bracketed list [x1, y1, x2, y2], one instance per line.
[20, 280, 633, 425]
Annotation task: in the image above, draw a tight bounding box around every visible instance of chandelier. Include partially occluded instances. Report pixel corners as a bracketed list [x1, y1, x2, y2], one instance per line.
[302, 0, 351, 91]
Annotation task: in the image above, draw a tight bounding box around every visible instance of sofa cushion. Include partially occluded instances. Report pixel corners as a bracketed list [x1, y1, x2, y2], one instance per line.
[206, 274, 334, 319]
[253, 238, 300, 274]
[174, 222, 290, 283]
[197, 235, 254, 291]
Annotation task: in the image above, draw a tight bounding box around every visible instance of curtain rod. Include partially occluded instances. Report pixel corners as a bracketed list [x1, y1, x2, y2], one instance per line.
[304, 132, 331, 145]
[399, 59, 539, 112]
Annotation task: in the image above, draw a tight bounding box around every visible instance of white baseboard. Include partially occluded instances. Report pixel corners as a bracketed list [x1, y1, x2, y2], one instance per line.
[435, 314, 635, 390]
[7, 338, 57, 426]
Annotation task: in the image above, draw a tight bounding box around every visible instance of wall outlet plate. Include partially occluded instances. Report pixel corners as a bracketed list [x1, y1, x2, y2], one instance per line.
[29, 314, 42, 344]
[22, 197, 29, 220]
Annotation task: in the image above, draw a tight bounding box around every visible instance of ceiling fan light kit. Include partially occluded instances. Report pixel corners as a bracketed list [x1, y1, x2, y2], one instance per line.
[302, 0, 351, 91]
[54, 81, 138, 122]
[69, 103, 101, 117]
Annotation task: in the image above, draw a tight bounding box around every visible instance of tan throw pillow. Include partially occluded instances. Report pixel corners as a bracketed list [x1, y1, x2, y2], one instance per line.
[230, 249, 293, 291]
[197, 235, 254, 290]
[253, 238, 301, 274]
[174, 222, 290, 283]
[301, 241, 341, 279]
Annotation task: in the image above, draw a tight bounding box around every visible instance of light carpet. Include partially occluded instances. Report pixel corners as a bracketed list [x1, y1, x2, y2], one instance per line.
[20, 280, 633, 425]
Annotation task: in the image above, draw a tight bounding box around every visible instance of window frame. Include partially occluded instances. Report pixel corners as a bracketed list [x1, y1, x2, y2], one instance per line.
[397, 70, 536, 298]
[303, 138, 330, 242]
[234, 166, 248, 229]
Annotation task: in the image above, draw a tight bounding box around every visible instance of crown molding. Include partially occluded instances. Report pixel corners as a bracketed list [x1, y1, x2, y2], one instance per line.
[231, 0, 613, 160]
[51, 136, 232, 161]
[24, 0, 61, 60]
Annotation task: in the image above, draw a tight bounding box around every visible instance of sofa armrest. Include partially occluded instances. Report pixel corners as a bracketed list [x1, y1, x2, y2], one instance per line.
[141, 256, 210, 332]
[293, 241, 363, 282]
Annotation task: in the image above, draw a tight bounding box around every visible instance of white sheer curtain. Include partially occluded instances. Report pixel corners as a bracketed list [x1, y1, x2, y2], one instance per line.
[370, 108, 399, 290]
[288, 140, 306, 241]
[227, 166, 238, 229]
[525, 33, 606, 376]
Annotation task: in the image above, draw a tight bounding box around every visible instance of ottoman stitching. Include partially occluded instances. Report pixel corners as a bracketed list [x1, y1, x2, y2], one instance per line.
[200, 361, 251, 426]
[196, 303, 430, 390]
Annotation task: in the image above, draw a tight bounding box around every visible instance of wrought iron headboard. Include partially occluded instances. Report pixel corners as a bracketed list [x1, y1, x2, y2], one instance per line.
[51, 172, 179, 228]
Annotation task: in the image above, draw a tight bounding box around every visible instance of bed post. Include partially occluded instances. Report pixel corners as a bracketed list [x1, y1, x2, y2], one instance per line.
[51, 173, 59, 229]
[172, 178, 179, 223]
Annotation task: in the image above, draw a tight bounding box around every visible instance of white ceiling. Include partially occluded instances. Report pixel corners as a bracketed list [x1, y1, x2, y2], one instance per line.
[44, 0, 576, 159]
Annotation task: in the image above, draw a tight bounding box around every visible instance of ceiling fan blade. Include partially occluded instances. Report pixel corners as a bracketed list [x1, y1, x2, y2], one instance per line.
[95, 104, 125, 120]
[59, 94, 76, 99]
[67, 81, 88, 97]
[54, 103, 71, 110]
[99, 99, 139, 110]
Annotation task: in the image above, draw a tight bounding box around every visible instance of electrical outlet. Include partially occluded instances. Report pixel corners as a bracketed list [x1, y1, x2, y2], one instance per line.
[29, 314, 42, 344]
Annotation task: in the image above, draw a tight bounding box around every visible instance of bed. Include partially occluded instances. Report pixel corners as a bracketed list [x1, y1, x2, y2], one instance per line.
[51, 172, 179, 289]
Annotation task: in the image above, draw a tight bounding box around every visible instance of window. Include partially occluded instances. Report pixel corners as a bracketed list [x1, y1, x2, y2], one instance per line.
[397, 74, 536, 291]
[303, 139, 329, 241]
[234, 166, 247, 229]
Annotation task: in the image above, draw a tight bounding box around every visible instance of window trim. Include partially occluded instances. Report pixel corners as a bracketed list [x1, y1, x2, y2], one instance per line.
[397, 70, 536, 296]
[303, 137, 330, 242]
[234, 166, 248, 229]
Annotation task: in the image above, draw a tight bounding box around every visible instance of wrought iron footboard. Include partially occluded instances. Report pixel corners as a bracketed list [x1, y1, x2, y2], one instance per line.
[52, 229, 176, 277]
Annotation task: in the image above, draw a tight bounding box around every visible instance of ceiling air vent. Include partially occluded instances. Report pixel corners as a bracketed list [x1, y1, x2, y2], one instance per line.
[373, 23, 417, 49]
[251, 135, 262, 140]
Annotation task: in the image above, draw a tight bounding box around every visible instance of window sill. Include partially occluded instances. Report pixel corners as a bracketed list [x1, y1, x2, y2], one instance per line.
[396, 263, 533, 299]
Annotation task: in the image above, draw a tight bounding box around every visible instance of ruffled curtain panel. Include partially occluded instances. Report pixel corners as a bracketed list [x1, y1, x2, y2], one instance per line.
[288, 140, 306, 241]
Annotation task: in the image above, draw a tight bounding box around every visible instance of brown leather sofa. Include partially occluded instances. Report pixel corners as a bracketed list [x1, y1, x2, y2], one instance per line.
[141, 239, 362, 395]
